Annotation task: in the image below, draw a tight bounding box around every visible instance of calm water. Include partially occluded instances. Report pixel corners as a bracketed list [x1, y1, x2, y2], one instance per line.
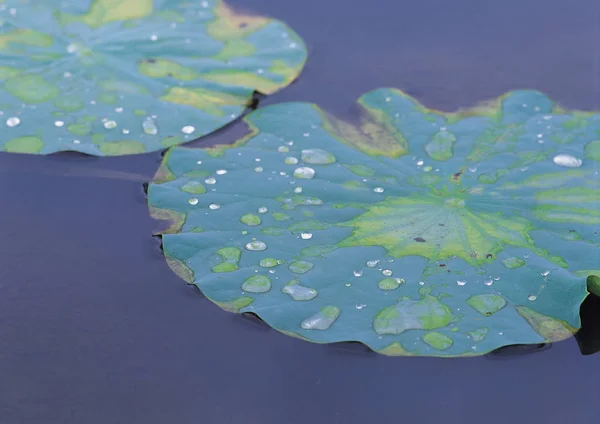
[1, 0, 599, 423]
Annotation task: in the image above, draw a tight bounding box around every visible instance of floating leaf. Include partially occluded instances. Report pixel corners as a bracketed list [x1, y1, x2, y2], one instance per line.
[0, 0, 306, 155]
[148, 88, 599, 357]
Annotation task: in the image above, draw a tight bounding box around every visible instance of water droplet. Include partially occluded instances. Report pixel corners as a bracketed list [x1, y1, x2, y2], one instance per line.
[294, 167, 316, 179]
[258, 207, 268, 214]
[355, 304, 367, 310]
[254, 167, 263, 172]
[240, 214, 261, 226]
[301, 306, 340, 330]
[104, 120, 117, 129]
[181, 125, 195, 134]
[143, 117, 158, 135]
[502, 257, 526, 269]
[457, 280, 466, 286]
[150, 34, 158, 41]
[416, 160, 424, 166]
[373, 187, 384, 193]
[216, 169, 227, 175]
[209, 203, 220, 210]
[242, 275, 271, 293]
[289, 261, 314, 274]
[277, 145, 289, 153]
[260, 258, 279, 268]
[294, 186, 303, 193]
[115, 107, 123, 113]
[353, 270, 363, 277]
[205, 178, 216, 184]
[528, 295, 537, 301]
[345, 283, 351, 287]
[122, 129, 130, 134]
[6, 117, 20, 127]
[54, 120, 64, 127]
[541, 270, 551, 277]
[245, 241, 267, 251]
[378, 277, 405, 290]
[283, 281, 318, 301]
[188, 198, 199, 205]
[301, 149, 336, 164]
[484, 279, 493, 286]
[366, 260, 380, 268]
[66, 43, 77, 53]
[73, 139, 80, 144]
[284, 157, 298, 165]
[382, 269, 392, 276]
[196, 160, 202, 165]
[301, 232, 313, 240]
[553, 154, 582, 168]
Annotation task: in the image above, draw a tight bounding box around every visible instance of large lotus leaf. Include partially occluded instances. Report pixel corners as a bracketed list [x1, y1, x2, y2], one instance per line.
[148, 89, 600, 357]
[0, 0, 306, 156]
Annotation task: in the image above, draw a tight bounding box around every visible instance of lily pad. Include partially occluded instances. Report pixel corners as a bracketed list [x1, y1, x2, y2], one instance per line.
[148, 88, 599, 357]
[0, 0, 306, 155]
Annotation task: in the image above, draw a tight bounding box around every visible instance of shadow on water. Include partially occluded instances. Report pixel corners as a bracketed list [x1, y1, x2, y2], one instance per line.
[577, 293, 600, 356]
[1, 0, 600, 423]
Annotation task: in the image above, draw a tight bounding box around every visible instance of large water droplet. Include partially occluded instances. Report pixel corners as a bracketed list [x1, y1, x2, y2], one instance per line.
[245, 241, 267, 251]
[242, 275, 271, 293]
[301, 306, 340, 330]
[366, 260, 380, 268]
[289, 261, 314, 274]
[378, 277, 405, 290]
[457, 280, 466, 286]
[382, 269, 393, 276]
[553, 154, 582, 168]
[188, 198, 199, 205]
[142, 117, 158, 135]
[300, 232, 313, 240]
[301, 148, 336, 164]
[240, 214, 261, 226]
[353, 270, 363, 277]
[6, 117, 20, 127]
[181, 125, 195, 134]
[294, 167, 316, 179]
[283, 280, 318, 301]
[284, 157, 298, 165]
[259, 258, 279, 268]
[501, 257, 526, 269]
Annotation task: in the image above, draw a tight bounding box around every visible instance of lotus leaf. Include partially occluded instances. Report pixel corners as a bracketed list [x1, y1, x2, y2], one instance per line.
[148, 88, 600, 357]
[0, 0, 306, 155]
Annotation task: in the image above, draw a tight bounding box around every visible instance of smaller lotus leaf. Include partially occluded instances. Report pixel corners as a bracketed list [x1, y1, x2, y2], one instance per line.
[0, 0, 306, 155]
[148, 88, 599, 357]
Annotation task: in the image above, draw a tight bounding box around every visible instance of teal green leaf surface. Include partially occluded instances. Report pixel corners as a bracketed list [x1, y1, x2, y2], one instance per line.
[148, 89, 599, 357]
[0, 0, 306, 155]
